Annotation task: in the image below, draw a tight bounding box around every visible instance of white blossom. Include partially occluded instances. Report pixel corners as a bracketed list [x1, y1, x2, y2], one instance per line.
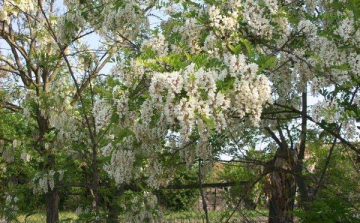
[93, 99, 112, 133]
[104, 149, 135, 185]
[336, 15, 355, 41]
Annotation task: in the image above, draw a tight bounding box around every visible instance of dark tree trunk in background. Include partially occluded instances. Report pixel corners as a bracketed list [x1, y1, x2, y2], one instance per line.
[107, 187, 124, 223]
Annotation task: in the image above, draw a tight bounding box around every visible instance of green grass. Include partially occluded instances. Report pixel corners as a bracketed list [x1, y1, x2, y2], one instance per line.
[164, 209, 268, 222]
[12, 209, 267, 222]
[16, 212, 78, 223]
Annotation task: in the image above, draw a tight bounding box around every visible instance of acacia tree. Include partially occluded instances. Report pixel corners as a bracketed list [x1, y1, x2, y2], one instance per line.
[0, 0, 359, 223]
[116, 0, 359, 222]
[0, 0, 155, 222]
[259, 1, 360, 221]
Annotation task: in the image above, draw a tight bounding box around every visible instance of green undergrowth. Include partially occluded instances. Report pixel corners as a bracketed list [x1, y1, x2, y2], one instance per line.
[12, 209, 268, 222]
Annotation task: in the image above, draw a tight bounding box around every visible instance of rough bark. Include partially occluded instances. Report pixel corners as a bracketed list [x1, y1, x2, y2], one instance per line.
[45, 188, 60, 223]
[37, 107, 60, 223]
[44, 152, 60, 223]
[267, 168, 296, 223]
[265, 153, 296, 223]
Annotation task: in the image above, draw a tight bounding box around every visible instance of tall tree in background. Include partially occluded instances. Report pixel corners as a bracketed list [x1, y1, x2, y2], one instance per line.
[0, 0, 153, 222]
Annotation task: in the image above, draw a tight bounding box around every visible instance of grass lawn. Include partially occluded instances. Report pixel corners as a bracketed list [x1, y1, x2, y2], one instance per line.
[16, 212, 77, 223]
[12, 209, 268, 222]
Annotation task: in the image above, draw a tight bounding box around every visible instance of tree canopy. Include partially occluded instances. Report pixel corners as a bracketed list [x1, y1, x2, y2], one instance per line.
[0, 0, 359, 222]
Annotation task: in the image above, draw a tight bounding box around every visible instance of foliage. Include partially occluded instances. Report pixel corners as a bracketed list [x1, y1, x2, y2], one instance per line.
[0, 0, 359, 222]
[296, 143, 360, 223]
[157, 168, 199, 211]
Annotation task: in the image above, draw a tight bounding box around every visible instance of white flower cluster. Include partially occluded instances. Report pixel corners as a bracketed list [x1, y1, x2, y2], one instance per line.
[124, 192, 163, 223]
[116, 93, 130, 120]
[108, 0, 280, 174]
[203, 31, 219, 55]
[104, 149, 135, 185]
[1, 0, 35, 16]
[342, 118, 358, 140]
[49, 111, 78, 142]
[310, 77, 328, 96]
[142, 34, 168, 57]
[147, 64, 228, 143]
[32, 170, 64, 194]
[310, 35, 345, 69]
[242, 0, 275, 38]
[312, 100, 341, 123]
[309, 36, 348, 84]
[93, 99, 112, 133]
[2, 141, 18, 163]
[353, 29, 360, 45]
[179, 148, 197, 168]
[298, 19, 318, 37]
[224, 53, 271, 125]
[56, 10, 86, 44]
[223, 53, 247, 77]
[209, 6, 239, 33]
[200, 160, 214, 176]
[336, 15, 355, 41]
[141, 52, 271, 165]
[75, 206, 91, 216]
[0, 8, 10, 25]
[132, 114, 167, 156]
[232, 71, 272, 125]
[264, 0, 279, 14]
[174, 18, 203, 54]
[348, 53, 360, 77]
[2, 194, 19, 221]
[2, 147, 13, 163]
[312, 99, 358, 140]
[101, 0, 148, 40]
[100, 143, 113, 156]
[296, 17, 358, 94]
[196, 140, 212, 161]
[20, 150, 31, 162]
[306, 0, 317, 13]
[146, 160, 167, 189]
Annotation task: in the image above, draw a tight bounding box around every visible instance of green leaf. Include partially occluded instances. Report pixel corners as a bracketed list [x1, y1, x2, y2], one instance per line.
[257, 55, 277, 73]
[239, 38, 254, 58]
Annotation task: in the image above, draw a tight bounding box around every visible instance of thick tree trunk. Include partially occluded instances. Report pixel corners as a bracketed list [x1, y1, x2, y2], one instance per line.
[36, 108, 60, 223]
[45, 188, 60, 223]
[44, 153, 60, 223]
[268, 172, 296, 222]
[267, 159, 296, 223]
